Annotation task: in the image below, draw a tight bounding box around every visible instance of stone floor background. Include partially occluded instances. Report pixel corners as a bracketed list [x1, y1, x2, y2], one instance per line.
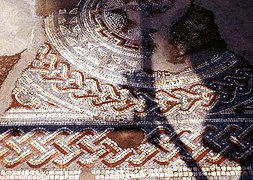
[195, 0, 253, 64]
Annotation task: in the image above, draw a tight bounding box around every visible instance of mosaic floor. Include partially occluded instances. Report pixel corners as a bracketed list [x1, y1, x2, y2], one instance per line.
[0, 0, 253, 179]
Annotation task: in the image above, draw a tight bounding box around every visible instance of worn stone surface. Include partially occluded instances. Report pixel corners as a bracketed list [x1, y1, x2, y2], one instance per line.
[108, 128, 145, 149]
[79, 167, 96, 180]
[0, 54, 21, 87]
[35, 0, 79, 16]
[0, 0, 39, 56]
[0, 0, 45, 116]
[195, 0, 253, 64]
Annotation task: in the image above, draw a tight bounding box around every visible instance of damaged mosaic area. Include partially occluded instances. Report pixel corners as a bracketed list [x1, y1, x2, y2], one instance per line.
[0, 0, 253, 179]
